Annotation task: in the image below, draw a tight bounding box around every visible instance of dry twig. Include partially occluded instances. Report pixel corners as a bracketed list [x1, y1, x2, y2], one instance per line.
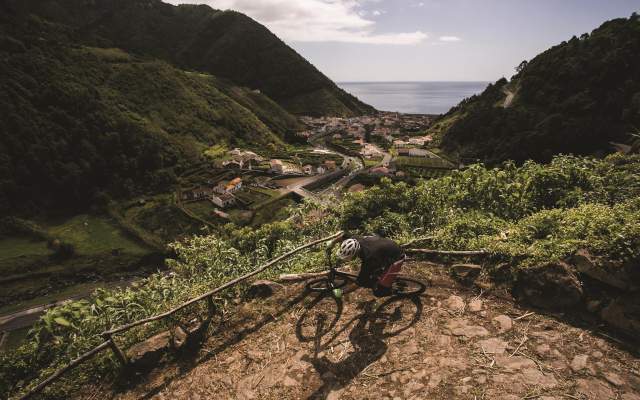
[514, 311, 536, 321]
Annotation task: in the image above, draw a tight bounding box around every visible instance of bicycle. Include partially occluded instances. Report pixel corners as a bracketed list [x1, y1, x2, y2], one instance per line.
[305, 252, 426, 298]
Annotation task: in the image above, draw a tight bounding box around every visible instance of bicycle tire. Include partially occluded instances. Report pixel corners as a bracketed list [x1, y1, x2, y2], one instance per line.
[391, 276, 426, 296]
[306, 275, 349, 292]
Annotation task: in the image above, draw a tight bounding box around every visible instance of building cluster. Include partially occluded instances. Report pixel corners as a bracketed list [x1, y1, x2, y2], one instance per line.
[269, 157, 338, 175]
[301, 160, 338, 175]
[269, 159, 304, 174]
[300, 112, 434, 160]
[182, 176, 244, 209]
[222, 148, 264, 169]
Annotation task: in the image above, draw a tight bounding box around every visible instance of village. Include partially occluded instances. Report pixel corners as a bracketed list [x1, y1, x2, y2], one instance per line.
[178, 112, 456, 227]
[300, 111, 456, 178]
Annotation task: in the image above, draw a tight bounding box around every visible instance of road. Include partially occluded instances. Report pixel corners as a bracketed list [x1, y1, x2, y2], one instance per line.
[381, 151, 392, 166]
[0, 279, 136, 335]
[0, 300, 70, 332]
[271, 140, 363, 202]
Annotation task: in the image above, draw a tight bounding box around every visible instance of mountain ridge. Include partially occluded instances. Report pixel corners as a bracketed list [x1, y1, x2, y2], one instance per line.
[6, 0, 375, 117]
[0, 13, 299, 215]
[435, 14, 640, 164]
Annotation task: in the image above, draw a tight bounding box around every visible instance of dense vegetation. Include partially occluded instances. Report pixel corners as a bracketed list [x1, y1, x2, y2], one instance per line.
[438, 14, 640, 164]
[5, 0, 374, 116]
[3, 153, 640, 398]
[0, 15, 300, 215]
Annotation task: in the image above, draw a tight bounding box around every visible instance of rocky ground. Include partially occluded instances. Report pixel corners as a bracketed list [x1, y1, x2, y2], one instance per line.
[86, 261, 640, 400]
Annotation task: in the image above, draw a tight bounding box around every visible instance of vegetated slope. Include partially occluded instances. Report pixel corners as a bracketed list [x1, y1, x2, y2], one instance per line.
[79, 265, 640, 400]
[0, 15, 297, 215]
[4, 153, 640, 399]
[6, 0, 375, 117]
[437, 14, 640, 164]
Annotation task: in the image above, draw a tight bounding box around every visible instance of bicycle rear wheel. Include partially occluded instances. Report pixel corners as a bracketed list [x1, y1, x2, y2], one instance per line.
[391, 277, 426, 296]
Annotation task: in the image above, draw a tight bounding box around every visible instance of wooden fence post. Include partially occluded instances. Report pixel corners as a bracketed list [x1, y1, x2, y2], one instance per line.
[104, 333, 128, 366]
[207, 295, 216, 319]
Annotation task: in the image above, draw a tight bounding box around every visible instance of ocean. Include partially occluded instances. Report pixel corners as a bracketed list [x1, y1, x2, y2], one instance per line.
[338, 81, 489, 115]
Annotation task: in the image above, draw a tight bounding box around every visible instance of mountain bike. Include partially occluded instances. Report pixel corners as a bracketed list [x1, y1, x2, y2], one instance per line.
[305, 253, 426, 298]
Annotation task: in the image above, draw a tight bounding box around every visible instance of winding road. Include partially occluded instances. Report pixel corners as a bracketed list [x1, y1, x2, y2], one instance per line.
[0, 279, 136, 346]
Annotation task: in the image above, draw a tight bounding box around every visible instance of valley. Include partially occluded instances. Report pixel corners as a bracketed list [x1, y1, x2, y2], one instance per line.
[0, 111, 447, 351]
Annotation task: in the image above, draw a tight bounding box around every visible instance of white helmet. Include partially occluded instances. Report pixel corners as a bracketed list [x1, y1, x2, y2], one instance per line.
[337, 238, 360, 260]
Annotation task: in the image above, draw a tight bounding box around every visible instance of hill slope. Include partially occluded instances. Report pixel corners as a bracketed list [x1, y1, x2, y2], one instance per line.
[0, 15, 298, 215]
[6, 0, 375, 117]
[95, 266, 640, 400]
[437, 15, 640, 164]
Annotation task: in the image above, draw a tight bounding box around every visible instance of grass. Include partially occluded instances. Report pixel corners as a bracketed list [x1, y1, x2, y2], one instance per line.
[424, 112, 463, 145]
[46, 215, 149, 255]
[402, 168, 451, 179]
[249, 187, 281, 199]
[184, 201, 219, 221]
[0, 237, 51, 261]
[0, 214, 158, 320]
[119, 194, 201, 243]
[394, 156, 454, 169]
[77, 47, 132, 63]
[2, 327, 31, 352]
[251, 198, 296, 226]
[364, 159, 382, 168]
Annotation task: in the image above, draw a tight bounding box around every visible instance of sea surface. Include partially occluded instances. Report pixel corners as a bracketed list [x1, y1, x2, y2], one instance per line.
[338, 81, 489, 115]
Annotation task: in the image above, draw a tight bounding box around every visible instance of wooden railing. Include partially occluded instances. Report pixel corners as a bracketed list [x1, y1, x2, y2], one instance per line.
[16, 232, 343, 400]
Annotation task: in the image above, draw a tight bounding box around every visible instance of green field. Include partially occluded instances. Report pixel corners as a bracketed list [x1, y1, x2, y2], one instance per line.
[402, 168, 452, 179]
[47, 215, 149, 255]
[0, 237, 50, 261]
[394, 156, 455, 169]
[2, 327, 30, 351]
[364, 158, 382, 167]
[0, 214, 158, 317]
[251, 198, 296, 226]
[184, 201, 219, 221]
[119, 194, 203, 244]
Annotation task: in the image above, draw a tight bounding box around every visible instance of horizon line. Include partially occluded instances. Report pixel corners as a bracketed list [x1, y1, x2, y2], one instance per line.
[337, 80, 492, 84]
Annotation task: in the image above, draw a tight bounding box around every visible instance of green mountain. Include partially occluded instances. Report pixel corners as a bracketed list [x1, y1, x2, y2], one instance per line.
[437, 14, 640, 164]
[0, 14, 300, 215]
[6, 0, 374, 117]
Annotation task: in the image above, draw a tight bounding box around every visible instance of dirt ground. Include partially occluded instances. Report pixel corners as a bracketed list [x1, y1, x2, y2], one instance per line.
[93, 261, 640, 400]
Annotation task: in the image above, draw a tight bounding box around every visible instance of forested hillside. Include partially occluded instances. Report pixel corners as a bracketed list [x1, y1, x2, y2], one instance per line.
[437, 14, 640, 164]
[5, 0, 375, 117]
[0, 14, 299, 215]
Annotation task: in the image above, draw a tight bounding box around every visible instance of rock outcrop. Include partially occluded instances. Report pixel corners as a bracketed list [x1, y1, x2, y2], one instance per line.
[514, 261, 583, 309]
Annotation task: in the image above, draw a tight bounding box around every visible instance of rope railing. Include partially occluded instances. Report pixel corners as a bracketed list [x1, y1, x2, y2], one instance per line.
[15, 231, 343, 400]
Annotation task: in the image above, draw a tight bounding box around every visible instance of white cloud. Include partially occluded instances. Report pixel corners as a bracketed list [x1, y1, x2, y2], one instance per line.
[166, 0, 427, 45]
[439, 36, 462, 42]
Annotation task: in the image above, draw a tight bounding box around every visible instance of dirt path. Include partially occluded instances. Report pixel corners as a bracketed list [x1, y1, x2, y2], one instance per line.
[88, 262, 640, 400]
[502, 86, 516, 108]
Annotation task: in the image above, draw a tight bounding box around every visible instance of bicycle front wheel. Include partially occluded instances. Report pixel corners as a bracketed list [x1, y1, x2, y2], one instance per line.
[306, 275, 349, 293]
[391, 277, 426, 296]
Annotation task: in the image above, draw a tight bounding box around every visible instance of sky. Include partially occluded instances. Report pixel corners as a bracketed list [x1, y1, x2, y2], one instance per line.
[167, 0, 640, 82]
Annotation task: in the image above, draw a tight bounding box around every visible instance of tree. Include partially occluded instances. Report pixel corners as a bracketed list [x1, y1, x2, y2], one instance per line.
[516, 60, 528, 74]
